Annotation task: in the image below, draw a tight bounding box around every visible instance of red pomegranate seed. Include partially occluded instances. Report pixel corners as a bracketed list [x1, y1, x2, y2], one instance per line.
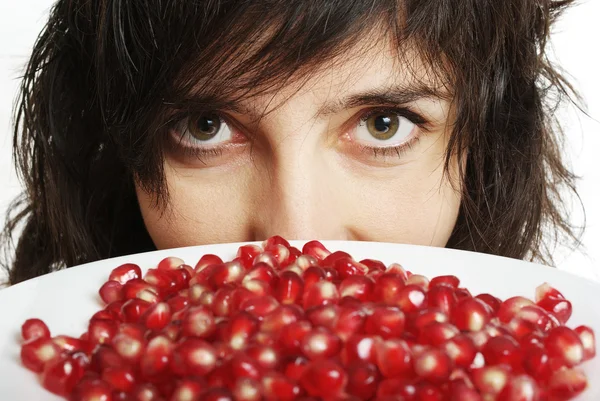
[102, 367, 136, 392]
[262, 372, 302, 401]
[233, 377, 262, 401]
[222, 311, 259, 350]
[181, 305, 216, 338]
[301, 359, 347, 398]
[278, 320, 312, 354]
[274, 271, 304, 304]
[169, 378, 205, 401]
[447, 380, 483, 401]
[481, 335, 522, 369]
[244, 262, 277, 286]
[88, 318, 119, 345]
[90, 344, 126, 373]
[413, 348, 453, 383]
[71, 378, 113, 401]
[376, 378, 417, 399]
[547, 368, 588, 400]
[52, 335, 92, 354]
[303, 280, 339, 309]
[340, 334, 379, 365]
[202, 387, 234, 401]
[253, 252, 280, 270]
[240, 295, 280, 319]
[496, 374, 540, 401]
[302, 240, 331, 261]
[140, 335, 174, 380]
[364, 306, 405, 339]
[157, 256, 185, 271]
[475, 294, 501, 314]
[109, 263, 142, 284]
[360, 259, 386, 273]
[332, 304, 365, 341]
[574, 325, 596, 361]
[42, 355, 85, 396]
[261, 305, 303, 334]
[339, 275, 375, 302]
[544, 326, 584, 368]
[333, 257, 368, 279]
[246, 344, 281, 370]
[194, 254, 223, 273]
[300, 327, 342, 360]
[413, 309, 449, 332]
[537, 297, 572, 325]
[498, 296, 535, 323]
[98, 280, 125, 305]
[514, 304, 556, 332]
[396, 284, 427, 313]
[418, 322, 459, 346]
[237, 245, 263, 270]
[229, 352, 262, 380]
[139, 302, 171, 331]
[451, 298, 491, 332]
[347, 362, 380, 399]
[471, 365, 511, 396]
[405, 274, 430, 290]
[121, 298, 152, 323]
[283, 355, 309, 381]
[427, 285, 458, 316]
[170, 338, 217, 377]
[20, 337, 61, 373]
[268, 244, 292, 267]
[454, 288, 473, 300]
[430, 275, 460, 288]
[372, 273, 405, 304]
[209, 260, 245, 288]
[375, 339, 413, 378]
[110, 324, 145, 364]
[441, 334, 477, 369]
[535, 282, 565, 302]
[21, 318, 51, 342]
[415, 382, 444, 401]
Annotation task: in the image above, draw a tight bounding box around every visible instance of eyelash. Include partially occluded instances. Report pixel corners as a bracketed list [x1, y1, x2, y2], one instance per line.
[170, 106, 428, 161]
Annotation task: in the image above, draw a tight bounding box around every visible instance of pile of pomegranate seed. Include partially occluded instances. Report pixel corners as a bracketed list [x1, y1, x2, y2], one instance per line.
[19, 237, 596, 401]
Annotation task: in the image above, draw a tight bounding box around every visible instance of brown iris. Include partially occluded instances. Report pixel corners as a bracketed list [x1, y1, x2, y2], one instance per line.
[366, 113, 400, 140]
[188, 114, 221, 141]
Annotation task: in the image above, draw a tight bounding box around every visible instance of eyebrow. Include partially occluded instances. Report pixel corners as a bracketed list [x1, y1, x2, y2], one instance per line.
[314, 83, 451, 118]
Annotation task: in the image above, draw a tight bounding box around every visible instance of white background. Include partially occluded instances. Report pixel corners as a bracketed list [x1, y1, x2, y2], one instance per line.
[0, 1, 598, 282]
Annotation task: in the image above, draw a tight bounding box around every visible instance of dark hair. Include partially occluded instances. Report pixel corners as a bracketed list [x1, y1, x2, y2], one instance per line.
[2, 0, 584, 284]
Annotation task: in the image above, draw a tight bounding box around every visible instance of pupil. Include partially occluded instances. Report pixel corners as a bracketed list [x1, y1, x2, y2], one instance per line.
[198, 116, 217, 134]
[374, 116, 391, 133]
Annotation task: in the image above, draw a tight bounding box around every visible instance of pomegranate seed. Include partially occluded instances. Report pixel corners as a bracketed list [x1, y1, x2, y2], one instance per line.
[88, 318, 119, 345]
[222, 311, 259, 350]
[71, 378, 113, 401]
[418, 322, 459, 346]
[302, 240, 331, 260]
[385, 263, 409, 279]
[182, 305, 216, 338]
[347, 362, 380, 399]
[537, 297, 572, 325]
[413, 348, 453, 383]
[98, 281, 125, 305]
[301, 360, 347, 398]
[544, 326, 584, 367]
[364, 306, 405, 339]
[447, 380, 483, 401]
[372, 273, 405, 304]
[140, 335, 174, 380]
[471, 365, 511, 395]
[375, 339, 413, 378]
[360, 259, 386, 273]
[376, 378, 417, 399]
[341, 334, 379, 365]
[515, 304, 556, 332]
[102, 367, 136, 392]
[121, 299, 152, 323]
[303, 280, 339, 309]
[498, 296, 535, 323]
[209, 260, 245, 287]
[333, 257, 368, 279]
[415, 382, 444, 401]
[481, 335, 522, 369]
[268, 244, 292, 267]
[244, 262, 278, 287]
[233, 378, 262, 401]
[90, 345, 126, 372]
[194, 254, 223, 273]
[42, 355, 85, 396]
[246, 344, 281, 370]
[20, 337, 61, 373]
[289, 254, 318, 272]
[454, 288, 472, 300]
[279, 320, 312, 354]
[122, 279, 158, 301]
[110, 323, 145, 363]
[574, 325, 596, 361]
[339, 275, 375, 302]
[496, 374, 540, 401]
[167, 294, 190, 312]
[237, 245, 263, 270]
[243, 279, 272, 297]
[283, 355, 309, 380]
[475, 294, 501, 314]
[52, 335, 92, 354]
[240, 295, 280, 319]
[170, 338, 217, 377]
[405, 274, 430, 290]
[274, 271, 304, 304]
[547, 368, 588, 400]
[397, 284, 427, 313]
[253, 252, 280, 270]
[451, 298, 491, 332]
[441, 334, 477, 369]
[21, 318, 51, 342]
[430, 275, 460, 288]
[262, 372, 302, 401]
[157, 256, 185, 271]
[535, 282, 565, 302]
[170, 378, 205, 401]
[301, 327, 342, 360]
[427, 285, 458, 316]
[413, 309, 449, 332]
[229, 352, 262, 379]
[109, 263, 142, 284]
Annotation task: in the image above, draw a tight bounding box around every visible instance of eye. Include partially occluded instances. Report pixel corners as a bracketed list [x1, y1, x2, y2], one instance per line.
[355, 111, 416, 145]
[178, 113, 233, 145]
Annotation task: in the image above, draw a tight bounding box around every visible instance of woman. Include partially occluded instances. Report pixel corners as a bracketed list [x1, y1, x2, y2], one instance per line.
[2, 0, 582, 284]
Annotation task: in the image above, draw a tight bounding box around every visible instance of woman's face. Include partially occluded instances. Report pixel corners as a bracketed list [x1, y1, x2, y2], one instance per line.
[137, 37, 462, 248]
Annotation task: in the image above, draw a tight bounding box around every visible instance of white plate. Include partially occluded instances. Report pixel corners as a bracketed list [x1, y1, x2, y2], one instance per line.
[0, 241, 599, 400]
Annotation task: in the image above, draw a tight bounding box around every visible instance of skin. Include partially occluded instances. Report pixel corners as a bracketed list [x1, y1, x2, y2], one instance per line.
[136, 36, 462, 249]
